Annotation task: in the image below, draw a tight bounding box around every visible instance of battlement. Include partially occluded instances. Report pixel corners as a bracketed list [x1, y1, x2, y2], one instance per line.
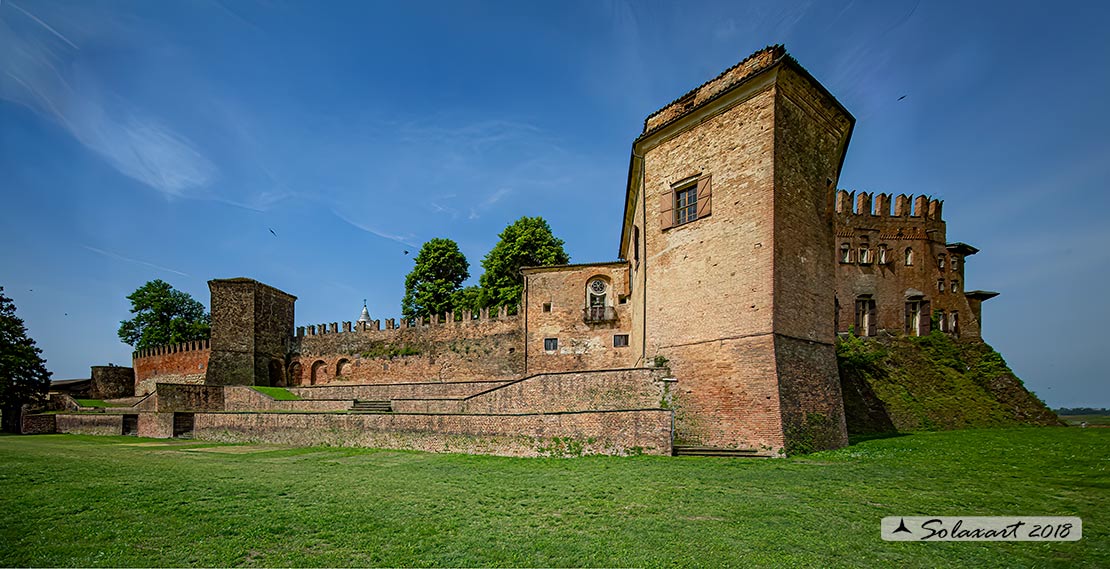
[133, 339, 211, 360]
[296, 306, 516, 338]
[835, 190, 943, 221]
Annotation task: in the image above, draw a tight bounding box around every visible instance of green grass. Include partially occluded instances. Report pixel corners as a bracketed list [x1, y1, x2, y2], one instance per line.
[0, 428, 1106, 567]
[73, 399, 129, 408]
[248, 386, 302, 400]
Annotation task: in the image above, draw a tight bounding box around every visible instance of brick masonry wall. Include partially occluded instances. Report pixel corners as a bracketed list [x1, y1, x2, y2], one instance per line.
[20, 413, 56, 434]
[222, 386, 351, 411]
[393, 368, 671, 415]
[523, 264, 635, 374]
[288, 381, 512, 401]
[290, 317, 522, 386]
[638, 76, 781, 449]
[192, 409, 673, 457]
[56, 414, 123, 436]
[138, 412, 174, 438]
[133, 343, 210, 396]
[155, 384, 225, 412]
[834, 191, 982, 339]
[771, 65, 852, 451]
[89, 366, 135, 399]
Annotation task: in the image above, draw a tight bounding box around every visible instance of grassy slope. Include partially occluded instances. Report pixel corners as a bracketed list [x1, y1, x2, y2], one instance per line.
[0, 428, 1105, 568]
[839, 333, 1061, 433]
[248, 386, 302, 401]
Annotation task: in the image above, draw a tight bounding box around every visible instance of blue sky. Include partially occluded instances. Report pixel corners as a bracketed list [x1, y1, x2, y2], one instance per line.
[1, 0, 1108, 407]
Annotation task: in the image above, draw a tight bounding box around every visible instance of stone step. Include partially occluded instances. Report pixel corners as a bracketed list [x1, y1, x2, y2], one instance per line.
[672, 446, 766, 458]
[351, 400, 392, 413]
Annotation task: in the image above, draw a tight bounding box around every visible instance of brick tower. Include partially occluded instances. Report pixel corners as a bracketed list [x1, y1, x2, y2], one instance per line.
[619, 46, 854, 452]
[205, 278, 297, 386]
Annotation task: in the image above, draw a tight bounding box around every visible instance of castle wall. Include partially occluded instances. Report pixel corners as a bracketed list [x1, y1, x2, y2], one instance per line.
[56, 414, 122, 436]
[522, 263, 634, 374]
[771, 64, 851, 450]
[222, 386, 351, 412]
[132, 340, 210, 396]
[191, 409, 673, 457]
[638, 75, 781, 448]
[289, 381, 512, 401]
[206, 278, 296, 387]
[392, 368, 670, 414]
[291, 315, 522, 386]
[89, 366, 135, 399]
[834, 191, 980, 339]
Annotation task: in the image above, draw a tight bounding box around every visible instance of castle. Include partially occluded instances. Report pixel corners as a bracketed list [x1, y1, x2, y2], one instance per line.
[40, 46, 1002, 456]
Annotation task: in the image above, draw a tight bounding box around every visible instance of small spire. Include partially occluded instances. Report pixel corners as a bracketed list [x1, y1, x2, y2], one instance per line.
[357, 300, 371, 324]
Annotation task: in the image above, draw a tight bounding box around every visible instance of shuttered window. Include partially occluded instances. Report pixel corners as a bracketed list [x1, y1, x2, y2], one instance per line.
[661, 175, 711, 230]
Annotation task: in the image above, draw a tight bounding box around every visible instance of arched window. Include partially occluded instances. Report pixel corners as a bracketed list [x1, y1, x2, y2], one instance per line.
[584, 277, 614, 322]
[288, 362, 303, 386]
[904, 247, 914, 266]
[310, 360, 327, 385]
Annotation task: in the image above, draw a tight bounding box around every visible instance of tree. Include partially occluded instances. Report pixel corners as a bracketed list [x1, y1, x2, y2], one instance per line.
[0, 287, 52, 433]
[479, 216, 570, 310]
[451, 285, 489, 317]
[117, 280, 210, 350]
[402, 238, 470, 319]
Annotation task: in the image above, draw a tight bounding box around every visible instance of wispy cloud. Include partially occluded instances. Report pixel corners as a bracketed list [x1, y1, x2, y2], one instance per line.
[80, 245, 190, 277]
[1, 1, 216, 198]
[331, 208, 417, 248]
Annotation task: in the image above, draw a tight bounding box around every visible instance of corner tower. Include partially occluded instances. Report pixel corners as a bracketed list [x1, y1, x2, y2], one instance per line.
[205, 278, 297, 387]
[619, 46, 854, 452]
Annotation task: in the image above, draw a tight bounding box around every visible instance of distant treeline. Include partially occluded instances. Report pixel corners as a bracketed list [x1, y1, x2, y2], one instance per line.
[1054, 407, 1110, 415]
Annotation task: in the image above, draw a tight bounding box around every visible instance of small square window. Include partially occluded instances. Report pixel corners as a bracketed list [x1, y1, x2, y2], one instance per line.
[938, 254, 947, 270]
[937, 279, 945, 293]
[951, 256, 960, 271]
[542, 302, 552, 313]
[543, 338, 558, 352]
[613, 334, 629, 348]
[951, 280, 959, 293]
[618, 295, 628, 305]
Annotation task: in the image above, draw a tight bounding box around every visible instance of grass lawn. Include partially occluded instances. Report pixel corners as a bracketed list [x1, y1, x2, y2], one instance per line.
[73, 399, 130, 408]
[248, 386, 302, 401]
[0, 428, 1105, 567]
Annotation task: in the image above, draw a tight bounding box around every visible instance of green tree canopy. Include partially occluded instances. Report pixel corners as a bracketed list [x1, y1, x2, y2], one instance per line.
[479, 216, 570, 310]
[117, 280, 210, 350]
[0, 286, 52, 432]
[402, 238, 470, 319]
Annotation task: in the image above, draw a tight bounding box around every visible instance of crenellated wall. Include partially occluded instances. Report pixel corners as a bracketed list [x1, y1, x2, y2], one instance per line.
[132, 339, 211, 396]
[288, 310, 524, 386]
[833, 189, 982, 339]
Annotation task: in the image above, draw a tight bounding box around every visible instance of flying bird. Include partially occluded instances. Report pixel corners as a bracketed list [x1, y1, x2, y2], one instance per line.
[898, 95, 907, 101]
[403, 250, 409, 255]
[269, 228, 277, 237]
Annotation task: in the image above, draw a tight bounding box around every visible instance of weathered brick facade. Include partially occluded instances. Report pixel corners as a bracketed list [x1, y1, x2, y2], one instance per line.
[133, 340, 209, 395]
[49, 45, 1007, 457]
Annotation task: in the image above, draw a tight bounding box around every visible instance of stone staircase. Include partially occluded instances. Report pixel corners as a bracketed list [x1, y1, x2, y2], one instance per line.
[672, 445, 766, 458]
[350, 400, 393, 413]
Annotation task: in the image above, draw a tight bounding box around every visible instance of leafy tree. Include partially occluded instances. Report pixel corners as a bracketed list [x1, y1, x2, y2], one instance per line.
[402, 238, 470, 319]
[0, 287, 52, 433]
[479, 216, 570, 310]
[451, 285, 489, 317]
[117, 280, 210, 350]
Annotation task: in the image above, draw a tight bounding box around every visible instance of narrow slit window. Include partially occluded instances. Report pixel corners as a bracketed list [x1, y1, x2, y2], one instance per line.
[841, 243, 852, 263]
[905, 248, 914, 266]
